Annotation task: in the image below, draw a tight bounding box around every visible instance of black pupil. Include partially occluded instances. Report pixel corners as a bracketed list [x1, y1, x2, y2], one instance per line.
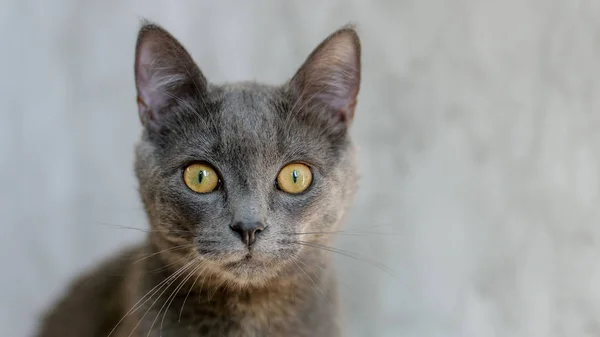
[198, 170, 204, 183]
[292, 170, 298, 184]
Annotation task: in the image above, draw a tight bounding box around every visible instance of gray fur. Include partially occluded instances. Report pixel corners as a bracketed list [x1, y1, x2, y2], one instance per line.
[36, 21, 361, 337]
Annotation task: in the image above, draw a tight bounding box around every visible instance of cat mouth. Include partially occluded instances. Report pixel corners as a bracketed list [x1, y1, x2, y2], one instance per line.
[221, 252, 268, 269]
[225, 254, 251, 265]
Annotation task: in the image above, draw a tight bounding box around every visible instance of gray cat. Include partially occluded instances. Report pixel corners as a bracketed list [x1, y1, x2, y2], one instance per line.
[36, 21, 361, 337]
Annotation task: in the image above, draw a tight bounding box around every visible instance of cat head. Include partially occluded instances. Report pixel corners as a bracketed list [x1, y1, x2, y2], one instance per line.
[133, 22, 361, 288]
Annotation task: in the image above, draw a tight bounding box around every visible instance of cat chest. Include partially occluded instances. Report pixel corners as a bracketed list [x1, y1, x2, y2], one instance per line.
[134, 302, 323, 337]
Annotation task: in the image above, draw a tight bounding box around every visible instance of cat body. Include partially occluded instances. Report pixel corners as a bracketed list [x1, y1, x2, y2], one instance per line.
[36, 21, 361, 337]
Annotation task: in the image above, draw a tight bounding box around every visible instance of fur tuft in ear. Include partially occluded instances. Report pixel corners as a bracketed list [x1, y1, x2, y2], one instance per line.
[290, 25, 361, 125]
[134, 21, 206, 130]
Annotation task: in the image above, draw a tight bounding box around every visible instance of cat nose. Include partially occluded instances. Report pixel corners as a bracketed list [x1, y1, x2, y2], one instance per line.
[230, 221, 265, 246]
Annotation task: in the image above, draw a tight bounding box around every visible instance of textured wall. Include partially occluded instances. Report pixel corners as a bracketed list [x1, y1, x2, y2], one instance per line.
[2, 1, 600, 336]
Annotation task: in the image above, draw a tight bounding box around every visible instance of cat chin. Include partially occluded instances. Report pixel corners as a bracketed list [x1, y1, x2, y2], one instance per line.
[221, 269, 279, 289]
[205, 264, 283, 290]
[189, 252, 289, 289]
[221, 257, 284, 285]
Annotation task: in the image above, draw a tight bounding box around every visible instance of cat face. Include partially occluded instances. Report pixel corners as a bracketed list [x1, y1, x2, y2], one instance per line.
[133, 23, 361, 288]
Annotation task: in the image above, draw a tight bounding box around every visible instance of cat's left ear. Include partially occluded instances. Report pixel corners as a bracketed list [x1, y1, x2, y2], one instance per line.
[289, 25, 361, 126]
[134, 22, 207, 131]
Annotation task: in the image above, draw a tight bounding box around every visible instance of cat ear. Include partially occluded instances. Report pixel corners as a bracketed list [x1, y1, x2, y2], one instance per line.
[134, 22, 207, 130]
[289, 25, 361, 126]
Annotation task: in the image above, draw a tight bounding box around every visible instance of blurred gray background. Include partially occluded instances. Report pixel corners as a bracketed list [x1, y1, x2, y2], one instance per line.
[2, 0, 600, 336]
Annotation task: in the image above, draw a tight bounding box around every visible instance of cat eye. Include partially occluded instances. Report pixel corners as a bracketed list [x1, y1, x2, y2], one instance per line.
[183, 163, 220, 193]
[276, 163, 313, 194]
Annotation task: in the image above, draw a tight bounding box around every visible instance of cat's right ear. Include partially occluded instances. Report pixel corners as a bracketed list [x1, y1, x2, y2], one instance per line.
[134, 22, 207, 131]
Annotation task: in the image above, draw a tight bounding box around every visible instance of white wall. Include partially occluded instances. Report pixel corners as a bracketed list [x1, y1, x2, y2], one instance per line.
[2, 1, 600, 336]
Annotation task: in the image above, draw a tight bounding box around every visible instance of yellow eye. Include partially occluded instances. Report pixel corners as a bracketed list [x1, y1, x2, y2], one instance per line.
[183, 163, 219, 193]
[277, 163, 313, 194]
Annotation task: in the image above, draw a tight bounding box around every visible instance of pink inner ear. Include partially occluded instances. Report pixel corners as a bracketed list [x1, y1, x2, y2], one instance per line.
[136, 44, 190, 116]
[136, 45, 153, 85]
[291, 29, 361, 120]
[133, 24, 208, 129]
[135, 43, 162, 110]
